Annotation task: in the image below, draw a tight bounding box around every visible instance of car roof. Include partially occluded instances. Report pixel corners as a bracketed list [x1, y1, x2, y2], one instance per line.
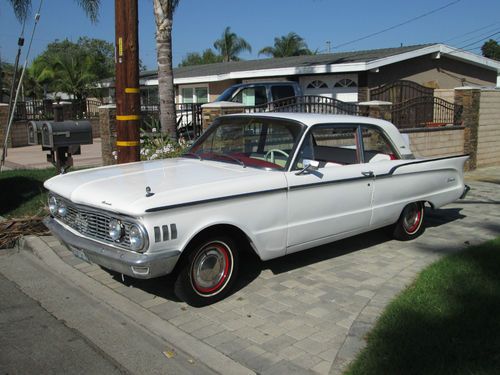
[221, 112, 414, 156]
[223, 112, 387, 128]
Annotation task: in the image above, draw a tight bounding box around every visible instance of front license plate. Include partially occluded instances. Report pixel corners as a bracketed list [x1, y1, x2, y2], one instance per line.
[70, 246, 90, 263]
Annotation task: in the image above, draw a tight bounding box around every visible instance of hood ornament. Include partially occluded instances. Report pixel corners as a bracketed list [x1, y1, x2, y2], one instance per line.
[145, 186, 155, 197]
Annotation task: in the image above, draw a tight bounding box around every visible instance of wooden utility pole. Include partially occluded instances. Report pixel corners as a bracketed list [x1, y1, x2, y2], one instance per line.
[115, 0, 140, 163]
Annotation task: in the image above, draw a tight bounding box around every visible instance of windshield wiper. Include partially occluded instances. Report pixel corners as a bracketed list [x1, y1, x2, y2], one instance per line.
[182, 152, 203, 160]
[210, 152, 246, 168]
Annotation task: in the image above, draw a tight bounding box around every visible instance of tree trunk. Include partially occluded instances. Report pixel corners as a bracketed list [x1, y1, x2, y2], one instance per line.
[153, 0, 177, 140]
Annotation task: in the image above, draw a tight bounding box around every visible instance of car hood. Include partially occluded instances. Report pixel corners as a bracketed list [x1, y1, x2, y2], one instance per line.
[44, 158, 287, 217]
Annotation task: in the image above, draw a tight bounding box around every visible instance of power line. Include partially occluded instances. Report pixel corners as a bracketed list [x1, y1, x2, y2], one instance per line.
[332, 0, 462, 50]
[443, 22, 500, 43]
[456, 30, 500, 50]
[453, 27, 500, 46]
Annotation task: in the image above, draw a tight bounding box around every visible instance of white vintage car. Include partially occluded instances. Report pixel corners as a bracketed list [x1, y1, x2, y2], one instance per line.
[44, 113, 469, 306]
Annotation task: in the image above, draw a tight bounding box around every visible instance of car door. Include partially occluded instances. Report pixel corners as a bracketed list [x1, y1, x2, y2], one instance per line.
[285, 124, 374, 253]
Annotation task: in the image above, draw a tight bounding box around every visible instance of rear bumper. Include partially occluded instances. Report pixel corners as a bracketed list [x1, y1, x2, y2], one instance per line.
[460, 184, 471, 199]
[43, 217, 180, 279]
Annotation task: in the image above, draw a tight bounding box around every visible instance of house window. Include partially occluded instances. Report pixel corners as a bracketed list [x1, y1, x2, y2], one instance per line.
[180, 86, 209, 104]
[307, 80, 328, 89]
[334, 79, 357, 88]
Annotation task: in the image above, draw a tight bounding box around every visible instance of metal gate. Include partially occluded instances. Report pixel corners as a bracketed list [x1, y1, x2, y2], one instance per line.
[370, 80, 434, 103]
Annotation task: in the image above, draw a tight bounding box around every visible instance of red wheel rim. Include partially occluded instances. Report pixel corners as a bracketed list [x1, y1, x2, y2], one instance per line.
[190, 241, 232, 296]
[403, 204, 423, 234]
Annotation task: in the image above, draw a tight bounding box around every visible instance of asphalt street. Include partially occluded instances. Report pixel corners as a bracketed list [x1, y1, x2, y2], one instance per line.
[0, 248, 216, 375]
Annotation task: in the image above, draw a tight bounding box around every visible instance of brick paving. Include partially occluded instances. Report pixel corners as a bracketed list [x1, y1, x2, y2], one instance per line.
[35, 169, 500, 375]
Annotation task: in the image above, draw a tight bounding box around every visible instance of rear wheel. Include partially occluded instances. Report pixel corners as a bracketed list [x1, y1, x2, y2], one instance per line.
[393, 202, 425, 241]
[175, 236, 239, 306]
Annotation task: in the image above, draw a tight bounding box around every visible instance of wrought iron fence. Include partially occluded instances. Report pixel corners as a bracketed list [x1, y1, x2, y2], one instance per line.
[391, 97, 462, 129]
[371, 80, 434, 103]
[245, 95, 360, 115]
[13, 99, 102, 121]
[140, 103, 203, 141]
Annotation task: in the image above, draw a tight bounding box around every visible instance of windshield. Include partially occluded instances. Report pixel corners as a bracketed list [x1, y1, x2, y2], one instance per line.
[184, 117, 304, 170]
[214, 86, 239, 102]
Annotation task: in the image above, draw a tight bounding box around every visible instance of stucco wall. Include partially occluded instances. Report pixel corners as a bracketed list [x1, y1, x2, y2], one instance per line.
[367, 56, 496, 89]
[208, 79, 238, 102]
[477, 89, 500, 167]
[403, 127, 465, 158]
[434, 89, 455, 102]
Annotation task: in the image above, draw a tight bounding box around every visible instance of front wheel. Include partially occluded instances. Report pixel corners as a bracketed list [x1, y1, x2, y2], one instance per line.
[174, 236, 239, 306]
[393, 202, 425, 241]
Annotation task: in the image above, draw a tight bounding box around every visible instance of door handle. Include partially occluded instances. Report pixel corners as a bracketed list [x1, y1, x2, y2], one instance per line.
[361, 171, 374, 177]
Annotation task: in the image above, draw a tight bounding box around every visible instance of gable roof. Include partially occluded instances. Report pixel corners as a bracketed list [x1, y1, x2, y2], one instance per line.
[135, 43, 500, 86]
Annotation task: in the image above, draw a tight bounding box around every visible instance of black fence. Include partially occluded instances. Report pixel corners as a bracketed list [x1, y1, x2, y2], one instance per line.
[141, 103, 203, 141]
[391, 97, 463, 129]
[13, 99, 102, 121]
[246, 95, 360, 116]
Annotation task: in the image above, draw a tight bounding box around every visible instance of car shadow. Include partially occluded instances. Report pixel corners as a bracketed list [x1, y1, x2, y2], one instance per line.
[102, 207, 468, 304]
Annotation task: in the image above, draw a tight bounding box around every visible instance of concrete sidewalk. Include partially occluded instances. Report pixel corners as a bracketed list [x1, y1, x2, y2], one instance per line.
[1, 139, 103, 170]
[10, 167, 500, 375]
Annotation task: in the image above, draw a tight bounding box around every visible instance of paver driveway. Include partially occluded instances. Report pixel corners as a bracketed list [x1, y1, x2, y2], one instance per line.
[32, 173, 500, 375]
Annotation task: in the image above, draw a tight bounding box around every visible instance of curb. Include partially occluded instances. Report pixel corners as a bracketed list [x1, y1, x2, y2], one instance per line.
[22, 235, 255, 375]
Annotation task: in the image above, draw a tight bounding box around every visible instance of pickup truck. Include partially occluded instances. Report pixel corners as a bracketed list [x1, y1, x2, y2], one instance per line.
[214, 81, 302, 106]
[44, 113, 469, 306]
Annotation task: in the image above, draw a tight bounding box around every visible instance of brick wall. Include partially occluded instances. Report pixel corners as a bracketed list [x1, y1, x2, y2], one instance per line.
[0, 104, 8, 147]
[477, 89, 500, 168]
[10, 122, 28, 147]
[403, 127, 465, 158]
[0, 103, 29, 148]
[90, 118, 100, 138]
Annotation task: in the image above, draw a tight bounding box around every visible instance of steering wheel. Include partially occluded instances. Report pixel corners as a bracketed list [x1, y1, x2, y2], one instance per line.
[264, 149, 289, 164]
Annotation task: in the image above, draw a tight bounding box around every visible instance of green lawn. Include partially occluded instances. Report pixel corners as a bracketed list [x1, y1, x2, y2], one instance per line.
[346, 237, 500, 375]
[0, 168, 57, 218]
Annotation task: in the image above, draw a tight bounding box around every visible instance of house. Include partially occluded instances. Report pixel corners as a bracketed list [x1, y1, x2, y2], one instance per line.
[128, 43, 500, 106]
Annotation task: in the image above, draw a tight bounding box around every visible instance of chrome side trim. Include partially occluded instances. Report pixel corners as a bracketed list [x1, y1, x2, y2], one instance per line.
[44, 217, 180, 279]
[145, 187, 288, 213]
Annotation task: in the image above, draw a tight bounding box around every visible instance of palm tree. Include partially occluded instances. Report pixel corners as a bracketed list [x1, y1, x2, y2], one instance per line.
[6, 0, 99, 22]
[213, 27, 252, 62]
[259, 32, 313, 58]
[153, 0, 179, 139]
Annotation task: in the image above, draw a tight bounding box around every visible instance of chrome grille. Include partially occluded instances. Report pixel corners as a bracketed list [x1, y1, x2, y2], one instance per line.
[54, 196, 133, 249]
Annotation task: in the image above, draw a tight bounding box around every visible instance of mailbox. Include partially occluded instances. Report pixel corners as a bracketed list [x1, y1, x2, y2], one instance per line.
[27, 121, 45, 145]
[41, 121, 93, 148]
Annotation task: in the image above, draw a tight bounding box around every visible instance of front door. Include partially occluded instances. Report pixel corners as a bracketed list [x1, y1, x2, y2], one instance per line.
[285, 125, 374, 252]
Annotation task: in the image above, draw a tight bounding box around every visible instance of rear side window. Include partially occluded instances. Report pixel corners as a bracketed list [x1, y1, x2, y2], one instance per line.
[361, 127, 398, 162]
[271, 85, 296, 101]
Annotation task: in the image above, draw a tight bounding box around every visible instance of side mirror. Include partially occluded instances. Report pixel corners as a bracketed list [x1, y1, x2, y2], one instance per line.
[295, 159, 319, 175]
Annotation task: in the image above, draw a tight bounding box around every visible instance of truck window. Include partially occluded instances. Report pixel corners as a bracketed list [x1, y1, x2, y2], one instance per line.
[271, 85, 295, 101]
[232, 86, 267, 106]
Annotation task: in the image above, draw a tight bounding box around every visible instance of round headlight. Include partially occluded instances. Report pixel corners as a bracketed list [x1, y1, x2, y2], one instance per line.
[108, 219, 123, 241]
[57, 202, 67, 217]
[129, 224, 144, 251]
[48, 196, 58, 215]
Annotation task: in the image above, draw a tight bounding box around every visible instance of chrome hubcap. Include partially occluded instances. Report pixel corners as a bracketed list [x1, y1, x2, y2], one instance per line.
[403, 204, 421, 234]
[191, 242, 231, 295]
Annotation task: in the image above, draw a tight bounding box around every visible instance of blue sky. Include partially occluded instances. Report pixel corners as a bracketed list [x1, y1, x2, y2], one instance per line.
[0, 0, 499, 70]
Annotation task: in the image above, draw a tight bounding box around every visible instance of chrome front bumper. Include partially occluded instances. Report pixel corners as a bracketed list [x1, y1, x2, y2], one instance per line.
[43, 217, 181, 279]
